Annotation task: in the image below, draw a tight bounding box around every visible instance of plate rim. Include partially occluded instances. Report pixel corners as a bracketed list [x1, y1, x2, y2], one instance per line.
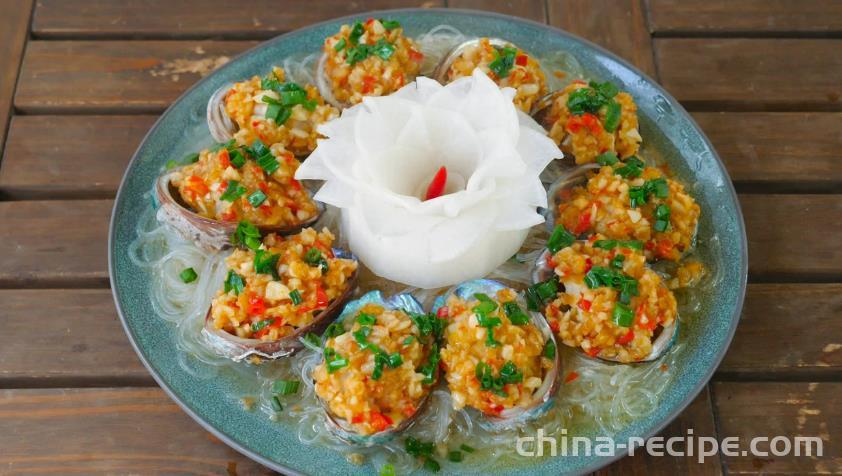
[108, 7, 748, 475]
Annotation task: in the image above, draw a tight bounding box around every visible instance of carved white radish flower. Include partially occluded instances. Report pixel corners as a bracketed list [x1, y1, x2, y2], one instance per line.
[296, 69, 562, 288]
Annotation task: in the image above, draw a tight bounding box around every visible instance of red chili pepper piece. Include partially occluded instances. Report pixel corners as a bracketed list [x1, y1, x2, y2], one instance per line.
[315, 284, 329, 309]
[247, 293, 266, 316]
[424, 166, 448, 201]
[565, 371, 579, 383]
[436, 306, 449, 319]
[617, 329, 635, 345]
[515, 54, 528, 66]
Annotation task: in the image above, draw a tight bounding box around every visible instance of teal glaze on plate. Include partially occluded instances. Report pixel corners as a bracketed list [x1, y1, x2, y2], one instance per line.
[109, 8, 747, 475]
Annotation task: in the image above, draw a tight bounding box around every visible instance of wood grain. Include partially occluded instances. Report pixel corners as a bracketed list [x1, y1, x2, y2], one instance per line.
[719, 284, 842, 377]
[714, 382, 840, 474]
[32, 0, 443, 39]
[548, 0, 657, 78]
[648, 0, 842, 36]
[741, 195, 842, 280]
[0, 0, 33, 152]
[14, 41, 255, 114]
[655, 38, 842, 111]
[692, 112, 842, 192]
[0, 387, 274, 474]
[0, 200, 111, 287]
[2, 196, 837, 287]
[0, 289, 150, 385]
[449, 0, 546, 23]
[4, 113, 840, 198]
[0, 115, 157, 199]
[595, 387, 721, 475]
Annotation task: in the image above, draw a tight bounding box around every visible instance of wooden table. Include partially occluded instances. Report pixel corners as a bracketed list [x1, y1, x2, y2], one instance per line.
[1, 1, 839, 474]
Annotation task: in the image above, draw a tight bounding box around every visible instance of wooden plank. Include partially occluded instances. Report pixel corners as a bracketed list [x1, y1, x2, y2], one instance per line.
[655, 38, 842, 111]
[548, 0, 657, 78]
[449, 0, 546, 23]
[0, 0, 33, 152]
[0, 116, 157, 199]
[714, 382, 840, 474]
[1, 196, 837, 286]
[0, 200, 111, 287]
[648, 0, 842, 36]
[0, 289, 150, 385]
[597, 386, 721, 475]
[719, 284, 842, 377]
[692, 112, 842, 193]
[32, 0, 443, 39]
[14, 40, 255, 114]
[0, 387, 274, 474]
[742, 195, 842, 280]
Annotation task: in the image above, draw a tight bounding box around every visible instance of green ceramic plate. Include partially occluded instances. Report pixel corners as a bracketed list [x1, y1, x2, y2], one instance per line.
[109, 8, 747, 475]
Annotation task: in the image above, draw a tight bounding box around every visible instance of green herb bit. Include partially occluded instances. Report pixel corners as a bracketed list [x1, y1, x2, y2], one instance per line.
[379, 463, 396, 476]
[301, 332, 322, 351]
[303, 247, 329, 273]
[526, 278, 559, 311]
[272, 379, 300, 395]
[547, 224, 576, 253]
[403, 335, 415, 345]
[405, 436, 435, 457]
[472, 293, 498, 316]
[503, 301, 530, 325]
[289, 289, 302, 305]
[629, 186, 647, 208]
[590, 80, 619, 98]
[231, 220, 262, 250]
[544, 340, 557, 359]
[460, 444, 476, 453]
[223, 270, 245, 295]
[251, 318, 273, 332]
[603, 100, 621, 133]
[210, 139, 235, 152]
[654, 203, 671, 232]
[488, 46, 517, 78]
[499, 361, 524, 384]
[372, 39, 395, 60]
[334, 37, 347, 52]
[253, 249, 280, 279]
[615, 157, 645, 179]
[165, 159, 179, 170]
[388, 352, 403, 367]
[220, 180, 247, 202]
[324, 321, 344, 338]
[228, 148, 246, 168]
[448, 450, 463, 462]
[595, 151, 619, 166]
[649, 177, 670, 199]
[183, 151, 200, 163]
[593, 239, 644, 251]
[612, 302, 634, 327]
[356, 312, 376, 326]
[324, 347, 349, 373]
[423, 457, 441, 473]
[247, 190, 267, 208]
[270, 395, 283, 412]
[345, 44, 371, 65]
[380, 18, 401, 30]
[349, 22, 364, 45]
[610, 253, 626, 269]
[418, 342, 440, 384]
[408, 310, 445, 339]
[179, 267, 198, 283]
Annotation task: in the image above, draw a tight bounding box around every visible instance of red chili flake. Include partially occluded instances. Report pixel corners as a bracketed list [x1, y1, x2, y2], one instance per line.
[617, 329, 635, 345]
[515, 54, 528, 66]
[564, 371, 579, 383]
[584, 258, 593, 273]
[436, 306, 449, 319]
[578, 297, 592, 312]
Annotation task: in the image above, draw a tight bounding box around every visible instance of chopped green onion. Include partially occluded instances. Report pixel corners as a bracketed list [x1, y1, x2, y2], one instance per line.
[251, 318, 273, 332]
[488, 46, 517, 78]
[356, 312, 376, 326]
[547, 224, 576, 253]
[603, 100, 621, 133]
[272, 379, 300, 395]
[183, 152, 200, 163]
[596, 151, 619, 166]
[423, 457, 441, 472]
[629, 186, 647, 208]
[349, 22, 364, 45]
[593, 239, 644, 251]
[380, 19, 401, 30]
[371, 39, 395, 60]
[448, 451, 463, 462]
[610, 253, 626, 269]
[324, 347, 349, 373]
[388, 352, 403, 367]
[247, 190, 267, 208]
[324, 322, 344, 338]
[403, 335, 415, 345]
[379, 463, 396, 476]
[334, 38, 346, 51]
[612, 302, 634, 327]
[418, 342, 440, 384]
[591, 80, 619, 98]
[253, 249, 280, 279]
[228, 148, 246, 168]
[179, 267, 198, 283]
[300, 332, 321, 352]
[165, 159, 179, 170]
[654, 204, 671, 232]
[231, 220, 261, 250]
[503, 301, 530, 325]
[615, 156, 645, 178]
[289, 289, 302, 305]
[220, 180, 246, 202]
[526, 278, 559, 311]
[460, 444, 476, 453]
[224, 270, 245, 295]
[270, 395, 283, 412]
[210, 139, 235, 152]
[544, 340, 557, 359]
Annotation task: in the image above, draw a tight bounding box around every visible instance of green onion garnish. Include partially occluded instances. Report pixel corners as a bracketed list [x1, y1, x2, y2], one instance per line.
[503, 301, 529, 325]
[593, 239, 644, 251]
[165, 159, 179, 170]
[289, 289, 302, 305]
[603, 100, 621, 133]
[272, 379, 300, 395]
[324, 321, 344, 338]
[334, 38, 346, 52]
[403, 335, 415, 345]
[526, 278, 559, 311]
[615, 156, 645, 179]
[380, 19, 401, 30]
[253, 249, 280, 279]
[460, 444, 476, 453]
[418, 342, 440, 385]
[379, 463, 396, 476]
[423, 458, 440, 472]
[372, 39, 395, 60]
[270, 395, 283, 412]
[356, 312, 376, 326]
[610, 253, 626, 269]
[179, 267, 198, 283]
[488, 46, 517, 78]
[184, 152, 200, 163]
[251, 319, 273, 332]
[247, 190, 267, 208]
[228, 147, 246, 168]
[223, 270, 245, 295]
[220, 180, 247, 202]
[349, 22, 364, 45]
[547, 224, 576, 253]
[654, 203, 671, 232]
[324, 347, 349, 373]
[596, 151, 619, 166]
[301, 332, 321, 352]
[612, 302, 634, 327]
[448, 451, 463, 462]
[544, 340, 557, 359]
[231, 220, 261, 250]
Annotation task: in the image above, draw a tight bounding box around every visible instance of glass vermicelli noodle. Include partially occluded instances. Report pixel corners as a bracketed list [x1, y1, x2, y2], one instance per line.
[130, 24, 699, 474]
